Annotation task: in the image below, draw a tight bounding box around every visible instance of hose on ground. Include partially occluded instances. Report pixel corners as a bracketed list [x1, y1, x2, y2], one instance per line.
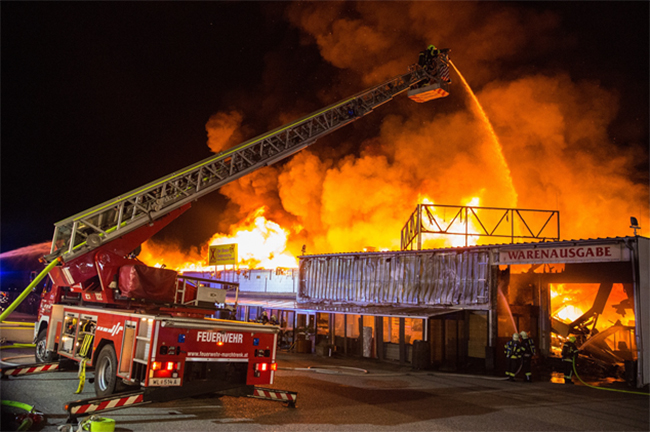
[1, 400, 44, 431]
[572, 358, 649, 396]
[1, 343, 35, 350]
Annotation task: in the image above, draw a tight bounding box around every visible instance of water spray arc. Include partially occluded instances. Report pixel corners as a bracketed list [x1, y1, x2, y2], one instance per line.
[449, 61, 518, 206]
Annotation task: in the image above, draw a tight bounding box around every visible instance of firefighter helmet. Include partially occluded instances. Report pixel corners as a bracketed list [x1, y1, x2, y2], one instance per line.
[569, 336, 576, 343]
[520, 331, 528, 339]
[512, 333, 520, 341]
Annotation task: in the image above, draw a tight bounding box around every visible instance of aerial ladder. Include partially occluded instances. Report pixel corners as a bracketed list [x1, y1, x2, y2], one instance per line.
[2, 47, 452, 341]
[1, 49, 451, 424]
[43, 52, 452, 269]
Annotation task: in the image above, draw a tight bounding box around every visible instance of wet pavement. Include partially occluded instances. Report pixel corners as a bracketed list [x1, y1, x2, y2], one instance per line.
[1, 345, 649, 431]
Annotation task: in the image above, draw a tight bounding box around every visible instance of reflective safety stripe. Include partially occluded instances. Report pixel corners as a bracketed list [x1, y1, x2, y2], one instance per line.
[249, 387, 297, 404]
[2, 362, 59, 376]
[69, 393, 145, 416]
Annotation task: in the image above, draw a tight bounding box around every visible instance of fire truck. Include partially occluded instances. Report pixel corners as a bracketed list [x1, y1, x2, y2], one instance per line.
[2, 49, 451, 420]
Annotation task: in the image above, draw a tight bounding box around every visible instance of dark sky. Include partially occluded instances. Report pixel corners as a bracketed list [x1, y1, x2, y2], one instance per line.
[1, 2, 648, 256]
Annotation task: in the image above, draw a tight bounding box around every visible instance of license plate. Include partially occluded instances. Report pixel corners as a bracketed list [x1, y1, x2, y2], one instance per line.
[149, 377, 181, 386]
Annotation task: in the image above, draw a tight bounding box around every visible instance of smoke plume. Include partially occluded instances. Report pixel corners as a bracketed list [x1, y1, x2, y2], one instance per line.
[146, 2, 648, 268]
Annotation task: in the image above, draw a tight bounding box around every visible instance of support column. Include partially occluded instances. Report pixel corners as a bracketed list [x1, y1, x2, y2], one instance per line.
[399, 318, 406, 365]
[376, 316, 384, 361]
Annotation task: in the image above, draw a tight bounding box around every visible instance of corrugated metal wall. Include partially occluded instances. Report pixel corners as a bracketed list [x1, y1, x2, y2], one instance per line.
[299, 250, 490, 307]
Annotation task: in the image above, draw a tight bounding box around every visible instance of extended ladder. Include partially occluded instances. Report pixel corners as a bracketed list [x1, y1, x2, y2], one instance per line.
[46, 65, 437, 263]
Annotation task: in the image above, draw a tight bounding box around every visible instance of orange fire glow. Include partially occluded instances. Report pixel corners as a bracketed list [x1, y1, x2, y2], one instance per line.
[140, 207, 297, 272]
[142, 3, 648, 270]
[550, 283, 635, 330]
[420, 196, 483, 248]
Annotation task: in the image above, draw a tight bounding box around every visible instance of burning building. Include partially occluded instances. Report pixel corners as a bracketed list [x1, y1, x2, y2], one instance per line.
[181, 234, 648, 388]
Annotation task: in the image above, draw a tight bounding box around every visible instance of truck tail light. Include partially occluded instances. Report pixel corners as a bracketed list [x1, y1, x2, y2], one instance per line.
[150, 361, 181, 379]
[254, 362, 276, 377]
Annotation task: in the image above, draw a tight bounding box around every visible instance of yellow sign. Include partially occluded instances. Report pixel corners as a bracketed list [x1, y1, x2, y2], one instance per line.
[208, 244, 238, 265]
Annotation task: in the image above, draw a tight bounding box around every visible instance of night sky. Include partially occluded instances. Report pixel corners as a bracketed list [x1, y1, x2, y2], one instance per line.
[1, 2, 648, 258]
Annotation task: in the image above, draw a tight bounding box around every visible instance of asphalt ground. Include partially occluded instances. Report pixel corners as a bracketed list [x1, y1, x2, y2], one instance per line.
[1, 345, 649, 432]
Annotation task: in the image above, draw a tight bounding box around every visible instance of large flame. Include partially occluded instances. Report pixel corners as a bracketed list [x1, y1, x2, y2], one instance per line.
[140, 207, 297, 272]
[420, 196, 483, 248]
[206, 207, 297, 270]
[550, 283, 635, 329]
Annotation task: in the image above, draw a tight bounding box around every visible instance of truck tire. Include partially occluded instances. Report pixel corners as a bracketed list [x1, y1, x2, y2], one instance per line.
[94, 345, 119, 397]
[35, 329, 58, 363]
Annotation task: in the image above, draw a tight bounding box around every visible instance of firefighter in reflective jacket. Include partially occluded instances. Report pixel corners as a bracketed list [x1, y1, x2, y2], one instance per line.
[520, 331, 536, 382]
[504, 333, 523, 381]
[562, 336, 579, 384]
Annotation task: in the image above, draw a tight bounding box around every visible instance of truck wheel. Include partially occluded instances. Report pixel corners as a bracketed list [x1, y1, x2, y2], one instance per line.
[94, 345, 118, 397]
[35, 329, 57, 363]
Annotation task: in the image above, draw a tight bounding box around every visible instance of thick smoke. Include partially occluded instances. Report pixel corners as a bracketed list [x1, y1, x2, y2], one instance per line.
[206, 110, 250, 154]
[150, 2, 648, 266]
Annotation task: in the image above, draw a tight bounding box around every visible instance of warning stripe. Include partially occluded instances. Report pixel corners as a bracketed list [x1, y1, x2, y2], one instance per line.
[253, 388, 296, 402]
[3, 363, 60, 376]
[70, 393, 144, 415]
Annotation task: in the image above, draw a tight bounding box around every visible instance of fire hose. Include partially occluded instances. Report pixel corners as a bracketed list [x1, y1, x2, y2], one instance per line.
[0, 257, 61, 323]
[572, 358, 649, 396]
[1, 400, 45, 431]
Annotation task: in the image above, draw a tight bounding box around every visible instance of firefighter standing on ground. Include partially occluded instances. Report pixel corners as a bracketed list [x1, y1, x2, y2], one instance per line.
[520, 331, 536, 382]
[562, 336, 579, 384]
[504, 333, 523, 381]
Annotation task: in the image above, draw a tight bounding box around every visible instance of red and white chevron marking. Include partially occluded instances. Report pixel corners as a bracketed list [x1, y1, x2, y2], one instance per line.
[2, 362, 60, 376]
[252, 388, 297, 403]
[69, 393, 144, 416]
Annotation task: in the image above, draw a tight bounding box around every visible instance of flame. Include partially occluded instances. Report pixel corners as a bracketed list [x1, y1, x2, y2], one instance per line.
[555, 304, 584, 323]
[420, 196, 483, 248]
[140, 207, 297, 272]
[550, 283, 635, 329]
[206, 207, 298, 270]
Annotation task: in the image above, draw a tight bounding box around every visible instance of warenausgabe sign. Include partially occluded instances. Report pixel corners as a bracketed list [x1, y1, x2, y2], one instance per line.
[499, 243, 628, 264]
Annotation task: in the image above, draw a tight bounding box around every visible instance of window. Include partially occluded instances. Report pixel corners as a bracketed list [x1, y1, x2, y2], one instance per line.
[404, 318, 423, 344]
[316, 313, 329, 335]
[334, 314, 345, 337]
[383, 317, 399, 343]
[347, 315, 360, 338]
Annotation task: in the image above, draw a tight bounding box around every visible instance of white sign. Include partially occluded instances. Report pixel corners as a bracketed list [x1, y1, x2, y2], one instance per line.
[149, 378, 181, 386]
[499, 243, 628, 264]
[196, 331, 243, 344]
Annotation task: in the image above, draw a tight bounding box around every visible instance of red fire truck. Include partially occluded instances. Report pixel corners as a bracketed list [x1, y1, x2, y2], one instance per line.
[1, 50, 450, 420]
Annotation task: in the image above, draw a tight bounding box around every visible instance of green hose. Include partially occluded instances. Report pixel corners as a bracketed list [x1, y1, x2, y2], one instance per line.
[1, 400, 37, 431]
[0, 257, 60, 323]
[1, 321, 35, 327]
[1, 343, 36, 350]
[572, 358, 649, 396]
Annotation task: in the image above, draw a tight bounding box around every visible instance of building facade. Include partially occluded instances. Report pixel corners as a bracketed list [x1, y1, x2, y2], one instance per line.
[186, 236, 649, 387]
